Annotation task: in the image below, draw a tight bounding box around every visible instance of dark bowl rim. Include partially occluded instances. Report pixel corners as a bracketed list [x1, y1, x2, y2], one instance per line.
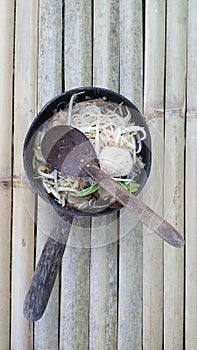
[23, 86, 152, 218]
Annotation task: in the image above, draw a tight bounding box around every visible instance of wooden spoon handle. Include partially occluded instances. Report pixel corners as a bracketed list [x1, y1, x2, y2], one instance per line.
[81, 158, 184, 248]
[23, 216, 73, 321]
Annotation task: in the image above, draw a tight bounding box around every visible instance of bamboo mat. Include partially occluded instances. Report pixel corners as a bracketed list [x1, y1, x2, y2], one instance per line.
[0, 1, 195, 349]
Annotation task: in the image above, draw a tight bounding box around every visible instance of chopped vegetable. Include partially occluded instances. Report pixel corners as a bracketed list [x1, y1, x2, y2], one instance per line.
[72, 183, 99, 197]
[118, 181, 140, 193]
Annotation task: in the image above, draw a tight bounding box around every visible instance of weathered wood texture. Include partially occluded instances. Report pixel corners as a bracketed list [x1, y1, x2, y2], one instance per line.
[34, 1, 62, 348]
[0, 1, 193, 349]
[118, 2, 144, 349]
[93, 0, 119, 90]
[119, 0, 143, 109]
[64, 0, 92, 88]
[0, 1, 14, 349]
[90, 215, 118, 349]
[60, 217, 91, 350]
[164, 0, 187, 348]
[24, 216, 72, 322]
[90, 2, 119, 348]
[11, 0, 38, 349]
[34, 202, 63, 350]
[118, 210, 143, 349]
[143, 1, 165, 348]
[60, 2, 92, 349]
[185, 1, 197, 349]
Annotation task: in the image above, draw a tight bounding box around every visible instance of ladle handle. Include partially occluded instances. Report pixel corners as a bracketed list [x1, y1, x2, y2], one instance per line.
[81, 159, 184, 248]
[23, 216, 73, 321]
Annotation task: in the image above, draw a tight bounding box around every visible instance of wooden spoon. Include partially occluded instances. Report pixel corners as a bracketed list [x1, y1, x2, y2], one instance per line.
[41, 125, 185, 248]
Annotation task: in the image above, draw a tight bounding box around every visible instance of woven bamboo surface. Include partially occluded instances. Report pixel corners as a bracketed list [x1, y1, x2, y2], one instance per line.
[0, 1, 195, 349]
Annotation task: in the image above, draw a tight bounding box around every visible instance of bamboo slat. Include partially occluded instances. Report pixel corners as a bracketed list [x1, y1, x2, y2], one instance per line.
[143, 123, 164, 350]
[143, 1, 165, 348]
[164, 0, 187, 348]
[34, 201, 62, 349]
[60, 1, 92, 348]
[90, 215, 118, 349]
[37, 0, 62, 106]
[0, 1, 14, 349]
[93, 0, 119, 90]
[119, 0, 143, 108]
[89, 2, 119, 348]
[60, 218, 91, 349]
[34, 1, 62, 348]
[118, 1, 143, 348]
[185, 1, 197, 348]
[64, 0, 92, 89]
[4, 1, 195, 349]
[185, 121, 197, 350]
[118, 211, 143, 349]
[11, 0, 38, 349]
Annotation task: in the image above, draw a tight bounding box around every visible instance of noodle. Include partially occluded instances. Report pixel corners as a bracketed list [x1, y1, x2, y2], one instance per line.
[33, 96, 146, 212]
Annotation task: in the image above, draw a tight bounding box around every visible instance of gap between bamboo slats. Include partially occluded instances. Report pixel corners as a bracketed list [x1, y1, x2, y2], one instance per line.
[60, 1, 92, 349]
[164, 0, 187, 348]
[185, 0, 197, 348]
[143, 1, 165, 349]
[118, 0, 143, 348]
[0, 1, 14, 349]
[34, 1, 62, 348]
[11, 0, 38, 349]
[89, 1, 119, 348]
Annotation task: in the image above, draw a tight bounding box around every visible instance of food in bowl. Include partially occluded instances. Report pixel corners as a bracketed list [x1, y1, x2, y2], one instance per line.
[32, 93, 147, 213]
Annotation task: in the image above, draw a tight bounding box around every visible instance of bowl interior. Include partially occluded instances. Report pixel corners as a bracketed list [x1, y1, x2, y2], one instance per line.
[23, 87, 152, 217]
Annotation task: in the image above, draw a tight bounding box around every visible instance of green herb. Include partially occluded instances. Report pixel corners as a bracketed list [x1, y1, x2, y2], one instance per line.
[72, 181, 140, 198]
[72, 184, 99, 197]
[118, 181, 140, 193]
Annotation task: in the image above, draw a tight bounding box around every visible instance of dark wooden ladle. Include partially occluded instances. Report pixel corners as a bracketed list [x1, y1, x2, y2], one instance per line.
[41, 124, 184, 248]
[23, 124, 184, 322]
